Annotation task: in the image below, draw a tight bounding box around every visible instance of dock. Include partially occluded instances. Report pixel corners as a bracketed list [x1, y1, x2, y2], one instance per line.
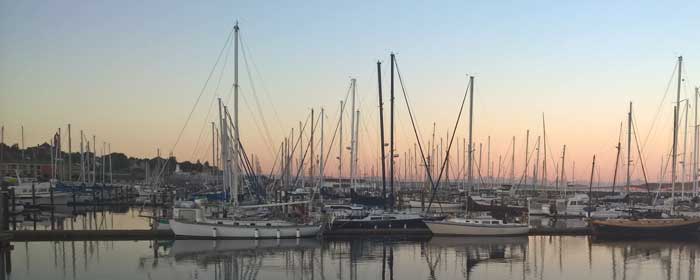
[9, 230, 174, 241]
[2, 227, 593, 241]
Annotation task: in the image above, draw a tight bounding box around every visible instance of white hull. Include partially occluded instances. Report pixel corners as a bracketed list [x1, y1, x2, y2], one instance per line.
[426, 220, 529, 236]
[169, 219, 321, 239]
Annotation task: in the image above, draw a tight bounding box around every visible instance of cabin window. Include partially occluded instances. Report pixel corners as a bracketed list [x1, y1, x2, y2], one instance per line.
[491, 221, 499, 225]
[383, 217, 396, 220]
[266, 223, 272, 227]
[250, 223, 256, 226]
[217, 221, 223, 225]
[234, 222, 239, 226]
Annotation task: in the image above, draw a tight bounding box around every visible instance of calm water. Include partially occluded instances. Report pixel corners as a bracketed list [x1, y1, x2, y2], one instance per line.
[2, 236, 699, 280]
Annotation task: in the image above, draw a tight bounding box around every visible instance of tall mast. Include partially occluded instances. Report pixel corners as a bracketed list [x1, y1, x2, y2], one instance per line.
[626, 103, 632, 194]
[377, 61, 388, 210]
[487, 136, 491, 187]
[671, 56, 682, 214]
[92, 135, 96, 184]
[231, 22, 240, 207]
[68, 124, 72, 181]
[533, 136, 540, 191]
[559, 145, 566, 192]
[319, 107, 325, 202]
[694, 87, 699, 198]
[211, 122, 216, 175]
[350, 78, 357, 190]
[218, 98, 229, 204]
[354, 110, 360, 188]
[682, 99, 689, 198]
[467, 76, 474, 188]
[21, 125, 24, 162]
[80, 130, 84, 184]
[390, 53, 396, 210]
[524, 130, 529, 187]
[542, 113, 547, 187]
[588, 155, 596, 216]
[612, 122, 622, 193]
[310, 108, 315, 184]
[511, 136, 515, 184]
[108, 143, 112, 184]
[338, 100, 344, 180]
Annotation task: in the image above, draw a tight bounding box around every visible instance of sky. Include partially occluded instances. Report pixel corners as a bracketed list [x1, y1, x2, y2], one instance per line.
[2, 1, 700, 185]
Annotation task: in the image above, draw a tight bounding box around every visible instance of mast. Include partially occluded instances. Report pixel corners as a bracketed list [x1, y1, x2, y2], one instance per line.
[92, 135, 96, 184]
[350, 78, 357, 190]
[559, 145, 566, 192]
[377, 61, 388, 210]
[212, 122, 216, 175]
[354, 110, 360, 189]
[80, 130, 84, 184]
[218, 98, 229, 204]
[626, 103, 632, 194]
[108, 143, 112, 184]
[390, 53, 396, 210]
[232, 22, 240, 207]
[682, 99, 689, 198]
[339, 100, 344, 180]
[588, 155, 596, 217]
[611, 122, 622, 194]
[102, 142, 106, 184]
[68, 124, 72, 181]
[533, 136, 540, 191]
[511, 136, 515, 184]
[524, 130, 530, 187]
[319, 107, 325, 202]
[671, 56, 682, 214]
[694, 87, 699, 198]
[467, 76, 474, 188]
[542, 113, 547, 187]
[310, 108, 315, 185]
[487, 136, 491, 187]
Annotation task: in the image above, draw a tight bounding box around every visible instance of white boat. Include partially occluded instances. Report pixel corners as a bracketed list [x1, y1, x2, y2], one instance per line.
[169, 205, 321, 239]
[425, 216, 529, 236]
[10, 181, 71, 206]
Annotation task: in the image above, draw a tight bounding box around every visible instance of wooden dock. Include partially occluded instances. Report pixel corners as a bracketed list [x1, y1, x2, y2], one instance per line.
[2, 227, 593, 241]
[8, 230, 174, 241]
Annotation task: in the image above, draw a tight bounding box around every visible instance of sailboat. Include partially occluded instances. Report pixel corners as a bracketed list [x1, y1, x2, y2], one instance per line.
[325, 57, 428, 235]
[591, 56, 700, 237]
[169, 23, 321, 239]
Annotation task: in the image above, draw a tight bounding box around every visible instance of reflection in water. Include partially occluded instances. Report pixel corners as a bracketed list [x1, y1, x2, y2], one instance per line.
[4, 237, 700, 279]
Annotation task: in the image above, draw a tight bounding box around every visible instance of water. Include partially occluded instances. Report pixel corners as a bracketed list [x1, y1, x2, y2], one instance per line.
[3, 236, 699, 280]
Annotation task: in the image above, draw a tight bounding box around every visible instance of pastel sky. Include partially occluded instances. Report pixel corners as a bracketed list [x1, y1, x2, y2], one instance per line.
[2, 1, 700, 184]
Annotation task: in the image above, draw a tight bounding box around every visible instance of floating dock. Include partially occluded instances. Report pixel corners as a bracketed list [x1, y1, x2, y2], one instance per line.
[2, 227, 594, 241]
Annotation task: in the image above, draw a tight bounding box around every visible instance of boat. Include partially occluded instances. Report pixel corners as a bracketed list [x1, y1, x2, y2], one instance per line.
[169, 203, 320, 239]
[326, 211, 428, 232]
[590, 57, 700, 238]
[168, 23, 321, 239]
[425, 216, 529, 236]
[10, 181, 71, 206]
[591, 218, 700, 238]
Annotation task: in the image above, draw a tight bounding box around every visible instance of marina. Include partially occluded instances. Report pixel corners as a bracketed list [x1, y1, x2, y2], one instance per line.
[4, 1, 700, 279]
